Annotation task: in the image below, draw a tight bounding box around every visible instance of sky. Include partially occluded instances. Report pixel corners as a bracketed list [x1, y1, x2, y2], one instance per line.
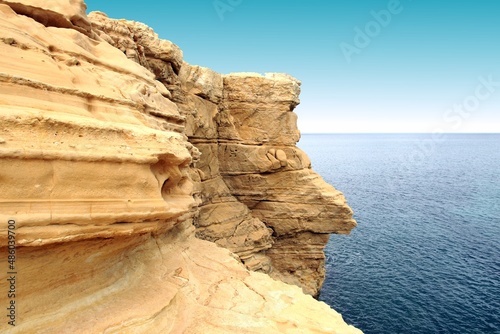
[84, 0, 500, 133]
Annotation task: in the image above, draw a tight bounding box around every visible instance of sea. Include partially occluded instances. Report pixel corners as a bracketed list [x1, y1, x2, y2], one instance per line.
[297, 134, 500, 334]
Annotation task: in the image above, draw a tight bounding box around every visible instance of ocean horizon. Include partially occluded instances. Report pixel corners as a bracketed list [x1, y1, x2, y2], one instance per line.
[298, 133, 500, 334]
[301, 132, 500, 135]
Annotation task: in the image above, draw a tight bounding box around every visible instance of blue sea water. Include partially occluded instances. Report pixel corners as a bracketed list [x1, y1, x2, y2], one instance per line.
[297, 134, 500, 334]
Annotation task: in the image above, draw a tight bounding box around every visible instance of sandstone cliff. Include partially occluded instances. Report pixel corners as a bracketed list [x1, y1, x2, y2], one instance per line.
[0, 1, 360, 333]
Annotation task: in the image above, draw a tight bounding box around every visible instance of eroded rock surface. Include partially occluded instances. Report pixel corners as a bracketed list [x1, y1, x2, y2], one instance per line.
[0, 1, 361, 333]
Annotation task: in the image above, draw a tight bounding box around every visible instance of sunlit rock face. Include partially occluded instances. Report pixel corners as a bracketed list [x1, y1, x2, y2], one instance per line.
[219, 73, 357, 296]
[0, 1, 360, 333]
[0, 1, 194, 246]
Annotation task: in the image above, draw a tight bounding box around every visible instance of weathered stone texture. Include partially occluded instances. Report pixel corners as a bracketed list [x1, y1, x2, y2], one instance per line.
[0, 1, 360, 332]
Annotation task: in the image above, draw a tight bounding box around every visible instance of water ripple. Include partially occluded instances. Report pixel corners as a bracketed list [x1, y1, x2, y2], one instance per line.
[299, 134, 500, 334]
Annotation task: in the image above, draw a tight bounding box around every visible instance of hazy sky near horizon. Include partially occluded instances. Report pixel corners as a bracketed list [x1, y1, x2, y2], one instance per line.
[84, 0, 499, 133]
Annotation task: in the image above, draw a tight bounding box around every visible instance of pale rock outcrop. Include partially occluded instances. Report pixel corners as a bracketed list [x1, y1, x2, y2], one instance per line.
[219, 72, 301, 145]
[3, 219, 361, 333]
[92, 1, 357, 297]
[89, 11, 183, 100]
[0, 1, 361, 332]
[0, 2, 192, 245]
[219, 73, 357, 295]
[179, 62, 223, 104]
[0, 0, 93, 36]
[88, 12, 278, 273]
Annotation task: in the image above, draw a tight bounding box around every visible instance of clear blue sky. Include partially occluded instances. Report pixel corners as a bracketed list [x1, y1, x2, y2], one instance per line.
[84, 0, 500, 133]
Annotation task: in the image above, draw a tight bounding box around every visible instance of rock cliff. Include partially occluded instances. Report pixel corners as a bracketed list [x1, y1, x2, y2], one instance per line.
[0, 1, 360, 333]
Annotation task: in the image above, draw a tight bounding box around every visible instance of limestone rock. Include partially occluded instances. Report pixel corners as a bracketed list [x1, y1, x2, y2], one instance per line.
[219, 144, 310, 174]
[89, 11, 183, 72]
[194, 176, 274, 268]
[179, 62, 223, 104]
[0, 2, 192, 244]
[221, 73, 301, 144]
[223, 169, 356, 296]
[0, 0, 93, 36]
[217, 73, 356, 296]
[0, 1, 361, 332]
[88, 11, 184, 101]
[0, 220, 361, 334]
[89, 13, 278, 272]
[87, 5, 358, 317]
[181, 94, 219, 139]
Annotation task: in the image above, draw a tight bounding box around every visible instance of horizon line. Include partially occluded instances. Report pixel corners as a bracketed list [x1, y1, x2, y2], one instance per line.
[300, 132, 500, 135]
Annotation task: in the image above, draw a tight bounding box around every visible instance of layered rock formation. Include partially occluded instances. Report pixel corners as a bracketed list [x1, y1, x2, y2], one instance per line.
[0, 1, 360, 333]
[88, 12, 357, 297]
[218, 73, 357, 295]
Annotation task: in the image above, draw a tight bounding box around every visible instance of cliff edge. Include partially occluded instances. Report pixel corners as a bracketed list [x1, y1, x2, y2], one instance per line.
[0, 1, 361, 333]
